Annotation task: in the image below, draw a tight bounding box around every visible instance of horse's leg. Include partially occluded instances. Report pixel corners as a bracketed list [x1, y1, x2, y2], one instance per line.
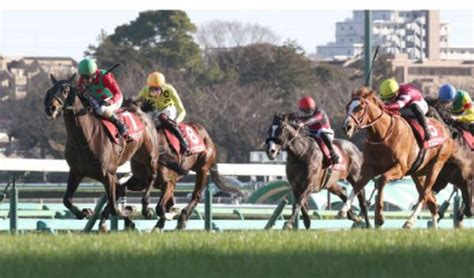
[177, 167, 209, 230]
[338, 166, 376, 218]
[284, 184, 312, 230]
[374, 176, 388, 228]
[431, 173, 450, 222]
[153, 178, 176, 232]
[422, 160, 448, 230]
[329, 183, 363, 224]
[403, 174, 426, 229]
[63, 171, 89, 219]
[346, 175, 370, 227]
[300, 202, 311, 230]
[356, 189, 371, 228]
[141, 183, 154, 219]
[99, 173, 134, 231]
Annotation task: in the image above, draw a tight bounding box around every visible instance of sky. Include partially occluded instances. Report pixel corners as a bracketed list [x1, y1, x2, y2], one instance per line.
[0, 10, 472, 61]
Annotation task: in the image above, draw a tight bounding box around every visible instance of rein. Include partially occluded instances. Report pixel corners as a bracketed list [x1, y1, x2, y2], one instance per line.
[347, 98, 395, 144]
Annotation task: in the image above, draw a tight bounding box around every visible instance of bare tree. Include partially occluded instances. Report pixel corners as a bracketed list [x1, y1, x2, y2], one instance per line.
[197, 20, 280, 50]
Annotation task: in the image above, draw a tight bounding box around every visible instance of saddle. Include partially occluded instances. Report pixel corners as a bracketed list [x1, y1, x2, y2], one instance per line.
[100, 109, 145, 144]
[163, 123, 206, 156]
[403, 117, 446, 149]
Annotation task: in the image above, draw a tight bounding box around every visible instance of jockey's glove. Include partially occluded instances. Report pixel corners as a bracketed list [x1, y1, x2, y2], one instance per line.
[98, 100, 109, 107]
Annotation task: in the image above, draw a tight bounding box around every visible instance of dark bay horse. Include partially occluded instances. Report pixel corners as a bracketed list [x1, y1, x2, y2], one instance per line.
[426, 98, 473, 227]
[44, 75, 159, 230]
[122, 118, 244, 232]
[341, 87, 470, 229]
[265, 113, 370, 230]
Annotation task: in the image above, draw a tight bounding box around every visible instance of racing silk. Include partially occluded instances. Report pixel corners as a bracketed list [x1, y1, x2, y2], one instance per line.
[384, 83, 423, 112]
[137, 83, 186, 123]
[298, 108, 331, 131]
[452, 90, 474, 123]
[77, 69, 123, 105]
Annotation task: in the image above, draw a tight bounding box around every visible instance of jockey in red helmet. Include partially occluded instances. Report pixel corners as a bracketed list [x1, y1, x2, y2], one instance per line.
[296, 96, 339, 164]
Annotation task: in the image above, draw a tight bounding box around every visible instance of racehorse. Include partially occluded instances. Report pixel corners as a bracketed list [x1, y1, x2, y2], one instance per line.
[340, 87, 470, 229]
[44, 74, 159, 231]
[265, 113, 370, 230]
[122, 107, 244, 231]
[426, 98, 473, 227]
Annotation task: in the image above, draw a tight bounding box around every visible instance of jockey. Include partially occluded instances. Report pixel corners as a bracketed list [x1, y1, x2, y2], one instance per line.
[77, 58, 127, 136]
[296, 96, 339, 164]
[379, 78, 431, 140]
[137, 71, 189, 154]
[438, 84, 474, 125]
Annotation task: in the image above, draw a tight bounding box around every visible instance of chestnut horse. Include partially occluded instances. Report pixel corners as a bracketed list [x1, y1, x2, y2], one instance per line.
[340, 87, 470, 229]
[122, 118, 244, 231]
[44, 75, 159, 230]
[265, 113, 370, 230]
[426, 99, 473, 226]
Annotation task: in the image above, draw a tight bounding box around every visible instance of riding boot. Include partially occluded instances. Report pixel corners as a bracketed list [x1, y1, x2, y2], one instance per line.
[167, 124, 190, 154]
[109, 114, 128, 137]
[410, 103, 431, 140]
[320, 132, 339, 164]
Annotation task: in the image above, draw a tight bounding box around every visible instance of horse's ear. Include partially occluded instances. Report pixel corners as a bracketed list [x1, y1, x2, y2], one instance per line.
[68, 73, 77, 83]
[50, 74, 57, 85]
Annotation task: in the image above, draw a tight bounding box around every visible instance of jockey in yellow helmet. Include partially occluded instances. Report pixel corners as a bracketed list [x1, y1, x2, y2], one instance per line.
[137, 72, 189, 153]
[379, 78, 431, 140]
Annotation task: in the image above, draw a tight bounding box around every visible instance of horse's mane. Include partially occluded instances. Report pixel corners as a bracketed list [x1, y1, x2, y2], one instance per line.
[352, 86, 386, 110]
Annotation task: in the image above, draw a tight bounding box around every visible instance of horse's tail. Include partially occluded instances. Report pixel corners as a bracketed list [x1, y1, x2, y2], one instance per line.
[209, 163, 245, 198]
[450, 142, 472, 179]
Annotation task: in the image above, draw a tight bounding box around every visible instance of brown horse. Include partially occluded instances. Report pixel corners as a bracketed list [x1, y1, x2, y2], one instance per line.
[122, 117, 244, 231]
[340, 87, 470, 229]
[44, 75, 159, 230]
[265, 113, 370, 230]
[426, 99, 473, 226]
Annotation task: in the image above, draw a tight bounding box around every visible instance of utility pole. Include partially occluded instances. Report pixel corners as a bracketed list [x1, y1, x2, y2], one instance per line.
[364, 10, 373, 87]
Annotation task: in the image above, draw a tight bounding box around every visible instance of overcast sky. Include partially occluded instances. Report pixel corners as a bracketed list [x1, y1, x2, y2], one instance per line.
[0, 10, 472, 61]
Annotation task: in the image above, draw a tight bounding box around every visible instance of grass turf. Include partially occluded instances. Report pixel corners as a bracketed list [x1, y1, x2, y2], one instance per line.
[0, 230, 473, 278]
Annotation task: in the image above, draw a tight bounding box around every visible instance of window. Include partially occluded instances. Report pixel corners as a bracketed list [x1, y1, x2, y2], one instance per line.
[341, 26, 344, 31]
[350, 26, 353, 30]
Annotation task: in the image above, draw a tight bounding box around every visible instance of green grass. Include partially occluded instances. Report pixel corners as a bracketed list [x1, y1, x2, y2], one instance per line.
[0, 230, 473, 278]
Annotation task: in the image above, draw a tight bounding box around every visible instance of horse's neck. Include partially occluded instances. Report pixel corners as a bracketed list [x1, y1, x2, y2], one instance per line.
[366, 103, 393, 142]
[64, 97, 97, 148]
[285, 127, 310, 159]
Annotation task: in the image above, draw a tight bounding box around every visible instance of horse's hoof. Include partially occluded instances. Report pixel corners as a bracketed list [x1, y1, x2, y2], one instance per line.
[402, 221, 413, 229]
[124, 221, 136, 231]
[374, 217, 385, 228]
[454, 220, 464, 229]
[151, 227, 163, 234]
[99, 224, 109, 233]
[351, 221, 365, 229]
[303, 219, 311, 230]
[352, 215, 363, 224]
[81, 208, 94, 219]
[142, 208, 155, 219]
[282, 222, 293, 231]
[336, 210, 347, 219]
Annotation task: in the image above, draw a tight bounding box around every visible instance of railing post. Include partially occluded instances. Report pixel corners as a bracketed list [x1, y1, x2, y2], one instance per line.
[264, 198, 288, 230]
[83, 194, 108, 233]
[9, 173, 17, 234]
[204, 183, 213, 231]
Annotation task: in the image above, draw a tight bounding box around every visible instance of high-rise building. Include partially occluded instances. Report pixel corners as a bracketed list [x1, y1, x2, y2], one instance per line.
[316, 10, 473, 61]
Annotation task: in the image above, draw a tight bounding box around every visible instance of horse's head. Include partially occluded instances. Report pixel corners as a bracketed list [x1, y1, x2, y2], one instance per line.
[44, 74, 77, 119]
[342, 86, 384, 138]
[265, 113, 297, 160]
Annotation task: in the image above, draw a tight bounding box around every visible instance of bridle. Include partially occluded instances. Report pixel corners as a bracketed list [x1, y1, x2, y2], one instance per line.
[346, 97, 385, 129]
[346, 97, 395, 144]
[266, 120, 302, 151]
[46, 83, 93, 116]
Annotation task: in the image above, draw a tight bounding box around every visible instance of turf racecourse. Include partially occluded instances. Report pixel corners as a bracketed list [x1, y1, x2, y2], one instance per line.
[0, 230, 473, 278]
